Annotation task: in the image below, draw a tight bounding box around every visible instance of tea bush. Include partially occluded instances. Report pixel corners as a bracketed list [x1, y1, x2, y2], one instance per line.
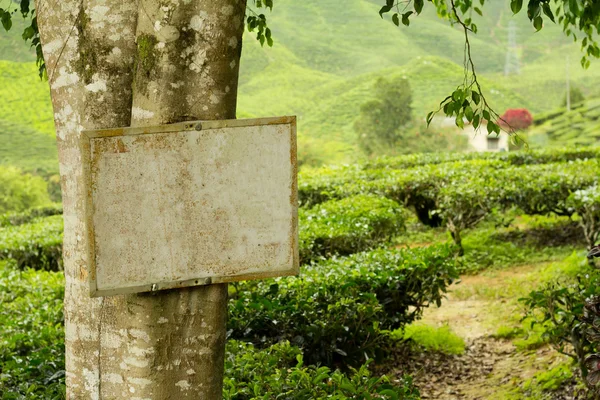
[0, 203, 63, 227]
[228, 244, 458, 366]
[0, 166, 51, 215]
[299, 194, 405, 264]
[0, 215, 63, 270]
[520, 256, 600, 381]
[0, 261, 65, 399]
[223, 341, 420, 400]
[567, 186, 600, 249]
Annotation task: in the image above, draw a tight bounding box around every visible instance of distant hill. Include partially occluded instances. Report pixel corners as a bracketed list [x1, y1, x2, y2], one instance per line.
[0, 119, 58, 174]
[529, 98, 600, 147]
[1, 0, 600, 166]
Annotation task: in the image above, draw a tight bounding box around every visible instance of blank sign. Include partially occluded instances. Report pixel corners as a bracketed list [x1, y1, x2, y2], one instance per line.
[81, 117, 298, 297]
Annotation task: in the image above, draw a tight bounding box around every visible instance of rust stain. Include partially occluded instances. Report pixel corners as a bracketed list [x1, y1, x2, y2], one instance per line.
[115, 138, 128, 153]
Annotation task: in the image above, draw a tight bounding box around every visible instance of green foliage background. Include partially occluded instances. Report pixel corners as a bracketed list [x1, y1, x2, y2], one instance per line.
[2, 0, 600, 168]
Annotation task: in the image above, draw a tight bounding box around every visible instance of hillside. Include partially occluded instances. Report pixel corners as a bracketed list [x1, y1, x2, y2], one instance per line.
[528, 98, 600, 147]
[1, 0, 600, 166]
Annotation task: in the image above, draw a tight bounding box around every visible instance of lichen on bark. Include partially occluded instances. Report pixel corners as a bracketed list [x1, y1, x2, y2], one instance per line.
[134, 33, 159, 85]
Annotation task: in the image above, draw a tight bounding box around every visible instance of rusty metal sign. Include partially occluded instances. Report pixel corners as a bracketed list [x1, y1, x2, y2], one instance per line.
[81, 117, 298, 297]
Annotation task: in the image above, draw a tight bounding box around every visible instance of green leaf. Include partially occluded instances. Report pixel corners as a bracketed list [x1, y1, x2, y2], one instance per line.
[482, 109, 491, 121]
[401, 11, 413, 26]
[464, 105, 474, 122]
[392, 13, 400, 26]
[533, 15, 543, 31]
[0, 10, 12, 32]
[473, 114, 481, 129]
[510, 0, 523, 14]
[542, 3, 555, 23]
[379, 5, 392, 17]
[426, 111, 435, 126]
[471, 91, 481, 105]
[452, 89, 463, 102]
[414, 0, 424, 14]
[474, 7, 483, 16]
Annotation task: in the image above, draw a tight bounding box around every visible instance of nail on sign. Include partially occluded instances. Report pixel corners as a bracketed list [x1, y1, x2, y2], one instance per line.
[81, 117, 298, 297]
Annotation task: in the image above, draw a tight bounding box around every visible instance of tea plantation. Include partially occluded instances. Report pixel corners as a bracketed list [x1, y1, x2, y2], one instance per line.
[4, 148, 600, 398]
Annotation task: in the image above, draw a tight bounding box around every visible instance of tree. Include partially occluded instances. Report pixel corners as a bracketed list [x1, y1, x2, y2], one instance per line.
[354, 77, 412, 156]
[499, 108, 534, 131]
[562, 86, 586, 108]
[20, 0, 245, 398]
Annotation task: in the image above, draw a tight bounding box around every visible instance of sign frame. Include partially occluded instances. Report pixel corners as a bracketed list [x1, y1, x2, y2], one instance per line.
[81, 116, 298, 297]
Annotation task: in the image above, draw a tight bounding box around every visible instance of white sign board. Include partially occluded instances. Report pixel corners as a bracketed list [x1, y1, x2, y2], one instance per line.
[81, 117, 298, 297]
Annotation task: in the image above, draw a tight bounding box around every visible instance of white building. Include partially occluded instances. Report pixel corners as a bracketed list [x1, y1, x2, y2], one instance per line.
[436, 116, 510, 152]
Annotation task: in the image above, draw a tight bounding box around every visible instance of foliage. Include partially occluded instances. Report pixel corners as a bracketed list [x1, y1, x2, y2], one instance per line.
[563, 86, 586, 107]
[499, 108, 534, 131]
[396, 323, 465, 355]
[520, 260, 600, 383]
[354, 77, 413, 156]
[379, 0, 600, 129]
[436, 176, 502, 255]
[299, 194, 406, 264]
[228, 244, 458, 366]
[568, 186, 600, 249]
[223, 340, 420, 400]
[0, 166, 50, 215]
[0, 204, 62, 227]
[523, 363, 574, 393]
[0, 215, 63, 270]
[530, 98, 600, 150]
[0, 119, 58, 175]
[0, 261, 65, 399]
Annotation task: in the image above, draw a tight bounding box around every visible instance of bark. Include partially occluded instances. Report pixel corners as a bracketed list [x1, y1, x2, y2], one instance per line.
[36, 0, 246, 397]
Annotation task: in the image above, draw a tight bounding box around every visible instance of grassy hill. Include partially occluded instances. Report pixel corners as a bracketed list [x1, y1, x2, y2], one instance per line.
[0, 119, 58, 174]
[1, 0, 600, 166]
[528, 98, 600, 147]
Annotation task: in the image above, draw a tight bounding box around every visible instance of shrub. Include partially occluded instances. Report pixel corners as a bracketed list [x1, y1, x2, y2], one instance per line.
[0, 261, 65, 399]
[0, 203, 63, 227]
[500, 160, 599, 217]
[228, 244, 459, 366]
[436, 176, 502, 255]
[520, 258, 600, 384]
[299, 194, 406, 264]
[223, 340, 420, 400]
[0, 166, 51, 214]
[567, 186, 600, 249]
[499, 108, 533, 131]
[0, 215, 63, 270]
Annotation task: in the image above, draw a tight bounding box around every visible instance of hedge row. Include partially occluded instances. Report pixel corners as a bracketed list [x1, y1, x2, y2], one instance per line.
[0, 261, 65, 399]
[228, 244, 458, 366]
[0, 203, 62, 227]
[0, 260, 419, 399]
[0, 215, 63, 270]
[299, 194, 405, 264]
[300, 158, 600, 253]
[1, 195, 405, 271]
[363, 147, 600, 170]
[224, 341, 419, 400]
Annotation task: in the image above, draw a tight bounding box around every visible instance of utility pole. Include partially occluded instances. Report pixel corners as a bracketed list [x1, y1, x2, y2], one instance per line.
[504, 20, 520, 76]
[566, 55, 571, 111]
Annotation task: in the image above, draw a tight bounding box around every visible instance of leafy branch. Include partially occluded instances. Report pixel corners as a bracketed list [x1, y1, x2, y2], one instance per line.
[246, 0, 274, 47]
[0, 0, 44, 78]
[380, 0, 600, 141]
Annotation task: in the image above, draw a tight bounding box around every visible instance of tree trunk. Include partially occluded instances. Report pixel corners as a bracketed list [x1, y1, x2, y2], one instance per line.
[36, 0, 246, 397]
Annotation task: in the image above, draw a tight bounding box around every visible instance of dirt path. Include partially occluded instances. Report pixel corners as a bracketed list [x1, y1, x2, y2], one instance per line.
[384, 263, 580, 400]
